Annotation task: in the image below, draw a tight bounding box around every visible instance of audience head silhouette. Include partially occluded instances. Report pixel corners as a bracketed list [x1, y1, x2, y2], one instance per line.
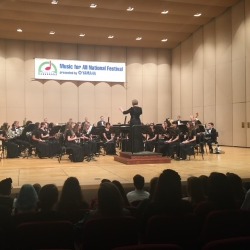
[38, 184, 59, 211]
[16, 184, 38, 213]
[98, 182, 123, 216]
[154, 169, 182, 203]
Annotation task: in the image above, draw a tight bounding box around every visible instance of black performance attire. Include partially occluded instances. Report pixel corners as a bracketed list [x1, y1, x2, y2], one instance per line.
[123, 106, 144, 153]
[165, 127, 180, 157]
[64, 130, 84, 162]
[103, 128, 116, 155]
[205, 127, 217, 153]
[179, 129, 196, 160]
[0, 130, 20, 158]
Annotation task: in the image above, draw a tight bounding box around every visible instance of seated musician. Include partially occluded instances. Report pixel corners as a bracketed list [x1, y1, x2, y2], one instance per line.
[32, 122, 60, 158]
[155, 121, 171, 155]
[144, 123, 157, 152]
[102, 122, 116, 155]
[10, 120, 31, 154]
[64, 122, 84, 162]
[205, 122, 218, 153]
[164, 121, 180, 158]
[80, 122, 97, 160]
[177, 122, 196, 160]
[0, 123, 20, 158]
[195, 122, 205, 154]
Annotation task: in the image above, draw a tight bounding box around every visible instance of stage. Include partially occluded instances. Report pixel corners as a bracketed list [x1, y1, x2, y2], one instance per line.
[1, 146, 250, 196]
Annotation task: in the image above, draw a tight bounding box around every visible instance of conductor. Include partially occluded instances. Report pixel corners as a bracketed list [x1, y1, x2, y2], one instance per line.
[119, 99, 143, 153]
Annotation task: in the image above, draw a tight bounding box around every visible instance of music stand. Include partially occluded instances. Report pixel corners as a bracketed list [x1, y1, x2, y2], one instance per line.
[178, 124, 188, 134]
[59, 124, 66, 133]
[140, 125, 151, 135]
[197, 124, 205, 133]
[154, 125, 166, 134]
[91, 126, 105, 137]
[110, 125, 121, 136]
[49, 125, 61, 136]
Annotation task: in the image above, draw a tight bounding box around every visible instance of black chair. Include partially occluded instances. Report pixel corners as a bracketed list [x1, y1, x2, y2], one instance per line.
[113, 243, 183, 250]
[201, 209, 250, 244]
[202, 236, 250, 250]
[15, 220, 74, 250]
[81, 216, 138, 250]
[144, 214, 201, 250]
[57, 133, 73, 163]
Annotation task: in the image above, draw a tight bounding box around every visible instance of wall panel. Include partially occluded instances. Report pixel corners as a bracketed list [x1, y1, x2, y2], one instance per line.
[61, 82, 78, 122]
[158, 49, 171, 122]
[43, 81, 61, 123]
[203, 20, 216, 112]
[142, 49, 158, 123]
[126, 48, 143, 122]
[246, 0, 250, 103]
[215, 10, 233, 145]
[0, 40, 6, 120]
[78, 82, 95, 124]
[180, 37, 193, 119]
[111, 47, 127, 124]
[233, 103, 246, 146]
[171, 46, 181, 120]
[232, 1, 246, 104]
[192, 28, 204, 120]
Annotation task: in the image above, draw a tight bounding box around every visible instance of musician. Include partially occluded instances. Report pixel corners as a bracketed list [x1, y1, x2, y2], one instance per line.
[10, 121, 31, 155]
[178, 122, 196, 160]
[102, 122, 116, 155]
[155, 121, 171, 155]
[31, 122, 49, 158]
[0, 123, 20, 158]
[77, 122, 97, 161]
[119, 99, 144, 153]
[40, 122, 50, 140]
[164, 121, 180, 158]
[97, 116, 106, 127]
[195, 122, 205, 154]
[31, 122, 60, 158]
[64, 122, 84, 162]
[144, 123, 157, 152]
[205, 122, 218, 153]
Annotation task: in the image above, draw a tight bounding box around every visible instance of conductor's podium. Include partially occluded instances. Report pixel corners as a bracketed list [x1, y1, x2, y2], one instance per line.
[114, 151, 171, 165]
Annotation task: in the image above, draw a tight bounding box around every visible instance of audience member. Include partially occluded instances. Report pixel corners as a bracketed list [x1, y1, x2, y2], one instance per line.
[183, 176, 206, 209]
[0, 178, 13, 228]
[33, 183, 42, 196]
[112, 180, 130, 207]
[127, 174, 150, 205]
[57, 177, 89, 214]
[140, 169, 192, 232]
[14, 184, 38, 214]
[226, 172, 246, 208]
[241, 189, 250, 210]
[198, 175, 209, 197]
[195, 172, 237, 221]
[38, 184, 59, 212]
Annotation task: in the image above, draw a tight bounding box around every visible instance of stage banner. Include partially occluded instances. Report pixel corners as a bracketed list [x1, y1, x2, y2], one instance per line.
[35, 58, 126, 82]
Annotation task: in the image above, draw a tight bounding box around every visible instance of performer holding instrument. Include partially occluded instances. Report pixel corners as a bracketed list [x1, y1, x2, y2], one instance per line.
[102, 122, 116, 155]
[64, 122, 84, 162]
[0, 123, 20, 158]
[177, 122, 196, 160]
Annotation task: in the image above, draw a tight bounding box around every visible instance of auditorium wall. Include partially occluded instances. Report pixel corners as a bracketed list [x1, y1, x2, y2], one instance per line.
[0, 42, 171, 126]
[172, 0, 250, 147]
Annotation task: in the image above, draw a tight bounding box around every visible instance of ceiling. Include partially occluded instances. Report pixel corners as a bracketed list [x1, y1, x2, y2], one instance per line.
[0, 0, 241, 49]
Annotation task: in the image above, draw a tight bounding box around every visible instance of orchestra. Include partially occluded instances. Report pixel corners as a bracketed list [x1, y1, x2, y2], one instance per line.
[0, 113, 219, 162]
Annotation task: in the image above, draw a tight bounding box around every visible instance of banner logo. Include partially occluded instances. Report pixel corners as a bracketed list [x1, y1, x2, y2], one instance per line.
[38, 61, 57, 76]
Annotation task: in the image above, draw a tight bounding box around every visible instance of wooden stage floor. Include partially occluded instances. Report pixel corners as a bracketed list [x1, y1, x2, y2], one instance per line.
[0, 146, 250, 191]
